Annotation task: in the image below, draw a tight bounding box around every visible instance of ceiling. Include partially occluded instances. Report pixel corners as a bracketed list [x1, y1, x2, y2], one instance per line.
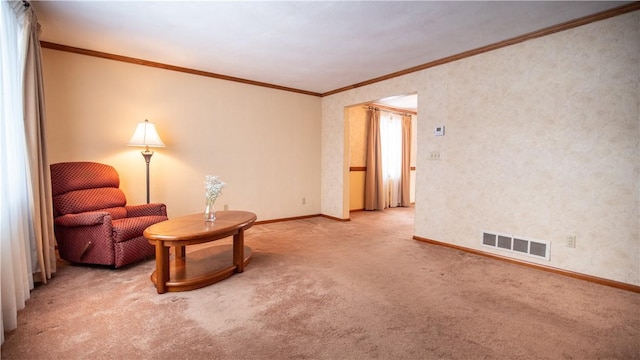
[375, 94, 418, 111]
[32, 1, 631, 104]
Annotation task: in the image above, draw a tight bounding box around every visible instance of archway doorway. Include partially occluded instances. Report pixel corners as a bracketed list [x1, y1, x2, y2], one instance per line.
[344, 93, 418, 213]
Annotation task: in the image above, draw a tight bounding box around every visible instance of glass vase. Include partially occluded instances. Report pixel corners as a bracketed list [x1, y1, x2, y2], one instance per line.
[204, 198, 216, 222]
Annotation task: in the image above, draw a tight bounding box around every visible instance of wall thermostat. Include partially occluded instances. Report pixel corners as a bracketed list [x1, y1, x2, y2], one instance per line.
[434, 126, 445, 136]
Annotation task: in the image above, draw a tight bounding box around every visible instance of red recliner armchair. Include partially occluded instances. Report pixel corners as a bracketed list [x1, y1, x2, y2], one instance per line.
[50, 161, 168, 268]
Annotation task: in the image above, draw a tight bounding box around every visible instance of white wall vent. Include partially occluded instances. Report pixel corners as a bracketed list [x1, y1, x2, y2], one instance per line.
[482, 231, 550, 261]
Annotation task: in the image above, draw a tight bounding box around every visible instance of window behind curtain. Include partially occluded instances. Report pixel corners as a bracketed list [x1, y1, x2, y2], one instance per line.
[380, 111, 402, 207]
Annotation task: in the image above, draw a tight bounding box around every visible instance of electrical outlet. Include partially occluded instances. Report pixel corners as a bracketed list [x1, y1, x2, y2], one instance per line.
[566, 236, 576, 248]
[223, 204, 229, 211]
[429, 151, 441, 160]
[302, 197, 306, 205]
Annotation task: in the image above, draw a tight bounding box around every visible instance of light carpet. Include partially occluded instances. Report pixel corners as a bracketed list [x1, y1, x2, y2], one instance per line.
[2, 207, 639, 359]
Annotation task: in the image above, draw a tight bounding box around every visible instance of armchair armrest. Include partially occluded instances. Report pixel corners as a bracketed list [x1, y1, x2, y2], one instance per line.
[54, 212, 111, 227]
[126, 203, 167, 217]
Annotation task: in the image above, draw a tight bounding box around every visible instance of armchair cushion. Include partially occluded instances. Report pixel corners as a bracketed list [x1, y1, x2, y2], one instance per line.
[51, 161, 119, 195]
[53, 188, 126, 218]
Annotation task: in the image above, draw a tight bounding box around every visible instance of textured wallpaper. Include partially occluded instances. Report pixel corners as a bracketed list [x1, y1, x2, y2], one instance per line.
[321, 12, 639, 285]
[348, 105, 368, 167]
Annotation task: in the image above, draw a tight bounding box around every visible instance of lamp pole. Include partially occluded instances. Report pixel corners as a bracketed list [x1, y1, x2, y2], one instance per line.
[141, 148, 153, 204]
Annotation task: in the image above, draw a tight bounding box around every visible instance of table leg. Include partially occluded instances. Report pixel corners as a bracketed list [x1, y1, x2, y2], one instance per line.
[155, 240, 170, 294]
[175, 245, 185, 259]
[233, 229, 245, 273]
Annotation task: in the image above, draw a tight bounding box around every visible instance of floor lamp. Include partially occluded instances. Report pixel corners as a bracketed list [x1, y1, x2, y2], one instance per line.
[127, 119, 165, 204]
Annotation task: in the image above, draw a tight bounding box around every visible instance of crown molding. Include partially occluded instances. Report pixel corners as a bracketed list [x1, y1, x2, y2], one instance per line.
[322, 3, 640, 97]
[39, 3, 639, 99]
[39, 41, 322, 97]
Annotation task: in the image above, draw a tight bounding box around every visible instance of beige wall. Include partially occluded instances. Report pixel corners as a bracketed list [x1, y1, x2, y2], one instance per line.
[321, 12, 640, 285]
[42, 49, 322, 221]
[348, 106, 368, 168]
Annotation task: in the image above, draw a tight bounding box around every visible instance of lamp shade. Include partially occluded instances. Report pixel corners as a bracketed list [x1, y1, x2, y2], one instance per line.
[127, 119, 165, 148]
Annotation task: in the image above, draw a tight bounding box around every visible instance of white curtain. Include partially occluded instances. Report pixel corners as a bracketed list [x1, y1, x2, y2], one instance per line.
[380, 111, 403, 208]
[1, 0, 54, 344]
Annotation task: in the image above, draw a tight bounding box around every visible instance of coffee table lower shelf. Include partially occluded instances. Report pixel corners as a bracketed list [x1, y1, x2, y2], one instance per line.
[150, 244, 252, 293]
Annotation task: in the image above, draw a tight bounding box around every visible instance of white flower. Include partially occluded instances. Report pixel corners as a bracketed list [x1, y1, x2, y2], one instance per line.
[204, 175, 225, 202]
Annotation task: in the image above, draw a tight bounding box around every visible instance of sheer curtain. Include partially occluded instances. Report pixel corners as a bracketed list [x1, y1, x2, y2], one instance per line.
[1, 1, 55, 344]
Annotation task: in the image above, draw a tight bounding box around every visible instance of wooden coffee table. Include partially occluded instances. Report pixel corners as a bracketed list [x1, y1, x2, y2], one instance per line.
[144, 210, 257, 294]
